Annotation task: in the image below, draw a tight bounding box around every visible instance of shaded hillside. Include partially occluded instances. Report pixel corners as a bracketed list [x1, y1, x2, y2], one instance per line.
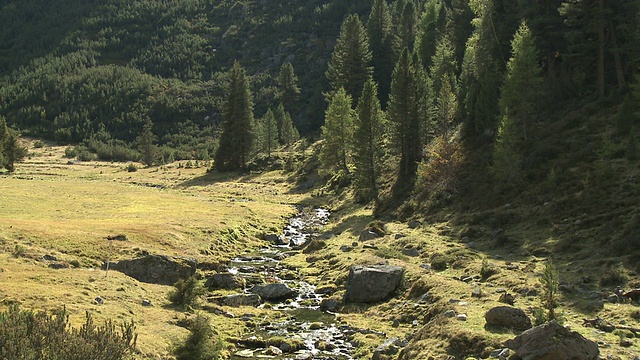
[0, 0, 372, 145]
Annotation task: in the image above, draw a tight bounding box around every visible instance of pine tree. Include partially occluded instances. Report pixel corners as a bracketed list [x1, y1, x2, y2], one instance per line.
[277, 103, 299, 146]
[136, 118, 158, 167]
[0, 116, 7, 144]
[499, 21, 542, 141]
[367, 0, 393, 107]
[392, 0, 419, 56]
[214, 61, 254, 171]
[260, 108, 278, 159]
[353, 77, 386, 202]
[388, 48, 424, 179]
[320, 88, 354, 174]
[435, 73, 457, 142]
[276, 62, 300, 114]
[491, 110, 522, 188]
[2, 132, 27, 173]
[326, 14, 373, 104]
[416, 0, 445, 69]
[428, 35, 458, 143]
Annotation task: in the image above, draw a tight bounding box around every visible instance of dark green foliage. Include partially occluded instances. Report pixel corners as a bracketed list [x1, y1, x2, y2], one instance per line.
[600, 264, 628, 287]
[616, 93, 638, 135]
[353, 77, 385, 202]
[258, 108, 279, 158]
[0, 305, 136, 360]
[172, 314, 222, 360]
[1, 131, 28, 172]
[366, 0, 394, 106]
[491, 111, 522, 188]
[168, 276, 206, 310]
[136, 118, 158, 167]
[320, 88, 354, 174]
[392, 0, 418, 55]
[388, 48, 424, 179]
[326, 13, 373, 104]
[277, 62, 300, 116]
[215, 61, 255, 171]
[276, 103, 300, 146]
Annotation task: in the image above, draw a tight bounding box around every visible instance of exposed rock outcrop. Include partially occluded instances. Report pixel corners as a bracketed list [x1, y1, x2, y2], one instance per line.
[205, 273, 246, 290]
[344, 265, 404, 303]
[111, 254, 196, 285]
[504, 320, 599, 360]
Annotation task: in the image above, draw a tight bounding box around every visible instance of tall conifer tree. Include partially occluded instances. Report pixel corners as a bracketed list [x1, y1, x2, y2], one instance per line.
[499, 21, 542, 141]
[215, 61, 254, 171]
[320, 88, 354, 174]
[353, 77, 386, 202]
[276, 62, 300, 114]
[326, 14, 373, 104]
[388, 48, 423, 179]
[367, 0, 393, 107]
[260, 108, 278, 159]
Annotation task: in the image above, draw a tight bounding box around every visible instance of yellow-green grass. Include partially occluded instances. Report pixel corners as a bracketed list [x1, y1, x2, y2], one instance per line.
[0, 140, 308, 358]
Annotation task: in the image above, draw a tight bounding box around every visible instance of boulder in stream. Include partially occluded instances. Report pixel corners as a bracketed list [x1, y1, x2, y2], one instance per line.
[344, 265, 404, 303]
[250, 283, 297, 301]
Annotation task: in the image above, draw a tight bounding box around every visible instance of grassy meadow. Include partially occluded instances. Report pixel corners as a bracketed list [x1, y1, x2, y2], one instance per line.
[0, 140, 303, 358]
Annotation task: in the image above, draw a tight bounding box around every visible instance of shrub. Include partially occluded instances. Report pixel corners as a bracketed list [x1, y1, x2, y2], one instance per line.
[0, 305, 136, 360]
[173, 314, 222, 360]
[126, 163, 138, 172]
[540, 260, 559, 321]
[33, 140, 45, 148]
[600, 264, 628, 287]
[480, 258, 498, 280]
[168, 276, 206, 310]
[12, 244, 26, 257]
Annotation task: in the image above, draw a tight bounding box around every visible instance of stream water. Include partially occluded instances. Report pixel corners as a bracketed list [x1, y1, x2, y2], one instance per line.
[226, 207, 355, 360]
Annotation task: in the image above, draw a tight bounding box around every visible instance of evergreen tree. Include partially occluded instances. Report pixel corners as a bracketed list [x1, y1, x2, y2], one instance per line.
[276, 103, 299, 146]
[435, 73, 457, 142]
[416, 0, 445, 69]
[388, 48, 423, 179]
[326, 14, 373, 104]
[428, 35, 458, 143]
[0, 116, 7, 144]
[367, 0, 394, 107]
[392, 0, 419, 56]
[320, 88, 354, 174]
[276, 62, 300, 114]
[214, 61, 254, 171]
[260, 108, 278, 159]
[353, 77, 386, 202]
[136, 118, 158, 167]
[491, 110, 522, 188]
[2, 132, 27, 173]
[499, 21, 542, 141]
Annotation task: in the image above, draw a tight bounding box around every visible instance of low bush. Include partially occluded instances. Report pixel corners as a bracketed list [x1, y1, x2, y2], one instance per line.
[0, 305, 136, 360]
[168, 276, 206, 310]
[172, 314, 222, 360]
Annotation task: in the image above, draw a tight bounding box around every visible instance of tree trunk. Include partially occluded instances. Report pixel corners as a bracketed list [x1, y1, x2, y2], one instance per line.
[596, 0, 606, 99]
[609, 20, 627, 93]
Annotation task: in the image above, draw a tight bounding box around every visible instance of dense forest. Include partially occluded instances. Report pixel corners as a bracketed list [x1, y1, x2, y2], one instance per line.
[1, 0, 639, 183]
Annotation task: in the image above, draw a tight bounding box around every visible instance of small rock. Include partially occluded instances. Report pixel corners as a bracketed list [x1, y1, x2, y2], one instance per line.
[142, 299, 152, 306]
[279, 341, 292, 352]
[420, 263, 431, 271]
[266, 346, 283, 356]
[234, 349, 254, 358]
[340, 245, 352, 252]
[402, 248, 420, 257]
[394, 233, 406, 239]
[472, 289, 483, 298]
[42, 254, 58, 261]
[456, 314, 468, 321]
[444, 310, 456, 318]
[458, 301, 468, 306]
[408, 220, 422, 229]
[320, 298, 341, 312]
[359, 229, 381, 241]
[107, 234, 128, 241]
[490, 348, 510, 359]
[392, 319, 400, 327]
[620, 338, 633, 347]
[95, 296, 104, 305]
[498, 293, 515, 305]
[606, 294, 619, 303]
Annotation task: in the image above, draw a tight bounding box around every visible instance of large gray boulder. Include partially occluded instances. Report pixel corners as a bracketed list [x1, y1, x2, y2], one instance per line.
[250, 283, 297, 301]
[504, 320, 599, 360]
[485, 306, 532, 331]
[344, 265, 404, 303]
[205, 273, 246, 290]
[111, 254, 196, 285]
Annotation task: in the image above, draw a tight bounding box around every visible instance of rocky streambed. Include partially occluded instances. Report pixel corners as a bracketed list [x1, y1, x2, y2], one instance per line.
[210, 207, 357, 360]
